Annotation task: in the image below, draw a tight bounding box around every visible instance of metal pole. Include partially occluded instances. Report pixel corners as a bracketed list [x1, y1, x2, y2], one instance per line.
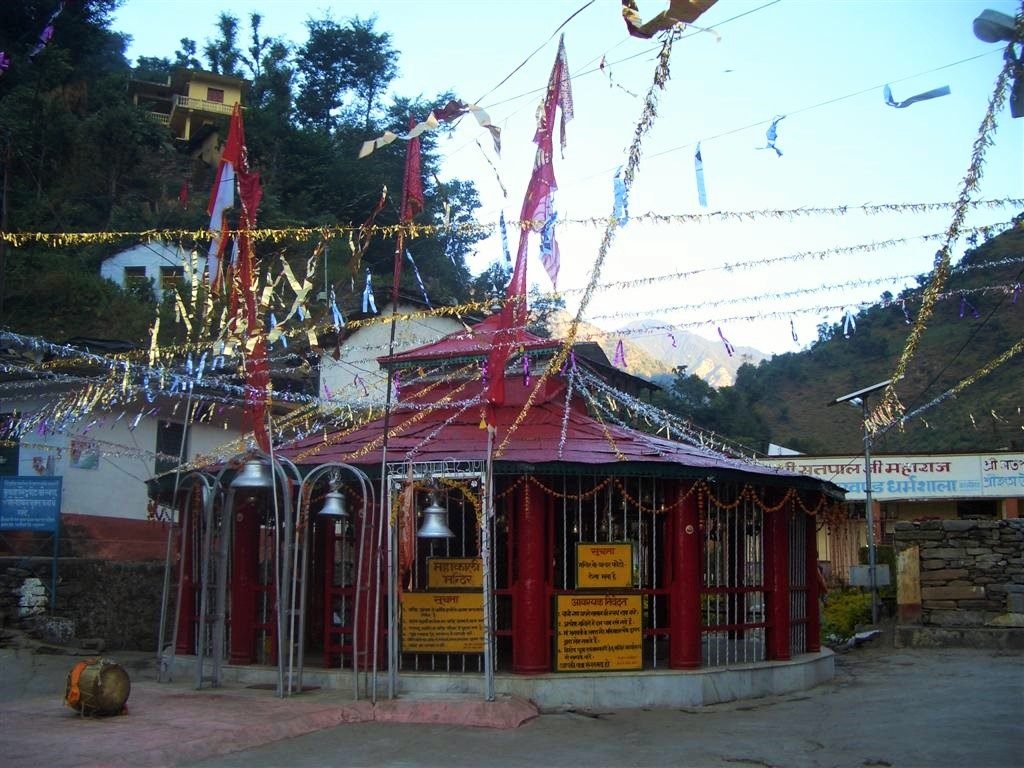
[481, 428, 496, 701]
[862, 399, 879, 624]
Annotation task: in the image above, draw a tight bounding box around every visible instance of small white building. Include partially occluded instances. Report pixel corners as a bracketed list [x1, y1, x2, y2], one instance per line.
[100, 241, 190, 299]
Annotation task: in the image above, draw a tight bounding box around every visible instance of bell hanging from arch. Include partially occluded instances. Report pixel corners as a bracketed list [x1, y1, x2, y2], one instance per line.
[230, 459, 273, 489]
[417, 491, 454, 538]
[318, 489, 349, 520]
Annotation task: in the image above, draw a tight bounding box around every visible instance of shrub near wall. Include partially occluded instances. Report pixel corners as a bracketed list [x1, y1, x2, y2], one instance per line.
[1, 558, 163, 650]
[893, 519, 1024, 627]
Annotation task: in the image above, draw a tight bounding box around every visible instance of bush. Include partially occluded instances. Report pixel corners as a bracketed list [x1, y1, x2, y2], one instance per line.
[821, 589, 871, 642]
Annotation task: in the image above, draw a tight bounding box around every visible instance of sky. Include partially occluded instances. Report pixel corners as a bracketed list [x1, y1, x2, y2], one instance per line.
[110, 0, 1024, 357]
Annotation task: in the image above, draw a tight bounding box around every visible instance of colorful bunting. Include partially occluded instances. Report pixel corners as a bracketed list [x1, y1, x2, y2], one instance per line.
[358, 99, 500, 158]
[760, 115, 785, 157]
[694, 143, 707, 208]
[621, 0, 718, 39]
[883, 84, 951, 109]
[717, 326, 734, 356]
[362, 270, 377, 314]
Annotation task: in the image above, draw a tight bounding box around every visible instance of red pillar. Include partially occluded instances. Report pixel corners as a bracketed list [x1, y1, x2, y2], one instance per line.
[229, 499, 260, 664]
[805, 513, 821, 653]
[174, 505, 196, 655]
[513, 477, 549, 674]
[669, 482, 701, 669]
[765, 497, 791, 661]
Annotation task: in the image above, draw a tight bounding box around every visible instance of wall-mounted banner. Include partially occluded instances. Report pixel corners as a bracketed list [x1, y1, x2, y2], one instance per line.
[401, 592, 483, 654]
[0, 476, 62, 531]
[426, 557, 483, 589]
[556, 594, 642, 672]
[576, 543, 633, 588]
[763, 452, 1024, 501]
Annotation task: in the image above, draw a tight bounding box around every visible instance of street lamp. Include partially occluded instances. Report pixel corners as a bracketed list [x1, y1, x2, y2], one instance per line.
[972, 9, 1023, 118]
[829, 379, 893, 624]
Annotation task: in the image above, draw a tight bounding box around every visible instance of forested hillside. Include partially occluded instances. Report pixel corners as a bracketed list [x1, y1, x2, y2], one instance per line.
[0, 1, 484, 341]
[658, 224, 1023, 454]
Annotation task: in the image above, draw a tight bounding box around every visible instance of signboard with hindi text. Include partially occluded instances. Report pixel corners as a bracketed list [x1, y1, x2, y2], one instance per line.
[763, 452, 1024, 501]
[576, 543, 633, 588]
[427, 557, 483, 589]
[0, 476, 62, 531]
[556, 593, 643, 672]
[401, 592, 484, 653]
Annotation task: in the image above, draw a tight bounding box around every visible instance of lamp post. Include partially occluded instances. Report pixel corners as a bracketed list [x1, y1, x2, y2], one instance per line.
[972, 8, 1023, 118]
[294, 461, 374, 699]
[829, 379, 892, 625]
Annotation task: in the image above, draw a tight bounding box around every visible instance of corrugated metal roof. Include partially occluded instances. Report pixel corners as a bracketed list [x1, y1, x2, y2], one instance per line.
[379, 314, 558, 366]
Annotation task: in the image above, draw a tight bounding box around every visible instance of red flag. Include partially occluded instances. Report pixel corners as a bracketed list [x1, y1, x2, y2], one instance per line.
[178, 180, 189, 208]
[394, 116, 424, 301]
[486, 37, 572, 411]
[206, 105, 245, 292]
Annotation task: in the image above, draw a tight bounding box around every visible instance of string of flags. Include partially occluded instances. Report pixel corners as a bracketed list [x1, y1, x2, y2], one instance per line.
[358, 99, 501, 158]
[883, 83, 951, 109]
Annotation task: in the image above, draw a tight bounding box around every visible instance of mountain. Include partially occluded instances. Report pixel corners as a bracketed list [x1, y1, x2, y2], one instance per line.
[618, 320, 768, 387]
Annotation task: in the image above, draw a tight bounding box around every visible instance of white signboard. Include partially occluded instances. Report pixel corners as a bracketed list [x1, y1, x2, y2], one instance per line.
[763, 453, 1024, 501]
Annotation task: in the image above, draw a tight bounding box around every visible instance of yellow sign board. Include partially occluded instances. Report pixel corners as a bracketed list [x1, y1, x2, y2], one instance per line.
[556, 594, 643, 672]
[401, 592, 484, 653]
[427, 557, 483, 589]
[576, 543, 633, 588]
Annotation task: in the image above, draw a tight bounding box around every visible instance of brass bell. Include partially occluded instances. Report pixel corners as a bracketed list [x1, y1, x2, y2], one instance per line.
[417, 491, 454, 538]
[318, 489, 348, 520]
[230, 459, 273, 489]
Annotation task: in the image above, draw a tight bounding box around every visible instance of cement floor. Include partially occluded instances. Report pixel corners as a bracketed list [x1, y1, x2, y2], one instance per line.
[1, 636, 1021, 768]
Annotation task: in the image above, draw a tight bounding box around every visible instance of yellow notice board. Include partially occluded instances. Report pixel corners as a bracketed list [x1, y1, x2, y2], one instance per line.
[556, 594, 643, 672]
[401, 592, 484, 653]
[576, 543, 633, 588]
[427, 557, 483, 589]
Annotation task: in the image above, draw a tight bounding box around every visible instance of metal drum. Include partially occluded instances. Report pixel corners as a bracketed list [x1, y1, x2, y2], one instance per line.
[65, 658, 131, 716]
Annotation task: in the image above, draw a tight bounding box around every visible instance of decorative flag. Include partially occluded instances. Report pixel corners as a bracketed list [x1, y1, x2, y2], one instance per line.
[405, 249, 432, 308]
[539, 209, 560, 287]
[28, 1, 69, 60]
[883, 84, 951, 109]
[621, 0, 718, 38]
[0, 52, 11, 75]
[668, 333, 677, 348]
[760, 116, 784, 157]
[958, 294, 980, 319]
[399, 118, 424, 223]
[901, 300, 913, 324]
[694, 143, 707, 208]
[362, 270, 377, 314]
[486, 36, 572, 411]
[613, 167, 629, 225]
[358, 99, 500, 158]
[178, 180, 189, 208]
[613, 339, 627, 368]
[205, 105, 245, 292]
[349, 187, 388, 278]
[790, 319, 799, 344]
[522, 353, 531, 387]
[499, 212, 512, 266]
[842, 308, 857, 338]
[717, 327, 735, 356]
[330, 286, 344, 331]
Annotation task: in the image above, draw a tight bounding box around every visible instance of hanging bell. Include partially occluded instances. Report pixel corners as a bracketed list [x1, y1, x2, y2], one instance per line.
[230, 459, 273, 489]
[417, 491, 454, 538]
[318, 489, 348, 520]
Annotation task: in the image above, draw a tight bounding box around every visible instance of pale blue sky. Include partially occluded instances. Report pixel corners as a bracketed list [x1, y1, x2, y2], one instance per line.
[112, 0, 1023, 355]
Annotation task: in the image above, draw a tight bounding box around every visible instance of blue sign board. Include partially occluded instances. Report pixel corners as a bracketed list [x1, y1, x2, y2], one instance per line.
[0, 476, 62, 531]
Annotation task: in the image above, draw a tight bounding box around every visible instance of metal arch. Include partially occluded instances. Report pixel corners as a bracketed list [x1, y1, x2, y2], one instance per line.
[292, 461, 375, 699]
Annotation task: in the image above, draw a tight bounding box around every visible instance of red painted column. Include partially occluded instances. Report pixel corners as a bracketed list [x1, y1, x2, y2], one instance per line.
[175, 500, 196, 654]
[513, 477, 549, 674]
[806, 513, 821, 653]
[765, 495, 791, 661]
[669, 482, 701, 669]
[229, 499, 259, 664]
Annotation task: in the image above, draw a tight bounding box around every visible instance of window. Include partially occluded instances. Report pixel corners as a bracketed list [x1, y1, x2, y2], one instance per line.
[155, 421, 186, 476]
[123, 266, 147, 289]
[160, 266, 184, 290]
[957, 499, 997, 519]
[206, 87, 224, 104]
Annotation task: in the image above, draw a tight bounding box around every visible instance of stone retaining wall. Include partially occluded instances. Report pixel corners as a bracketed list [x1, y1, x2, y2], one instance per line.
[893, 519, 1024, 627]
[0, 558, 163, 650]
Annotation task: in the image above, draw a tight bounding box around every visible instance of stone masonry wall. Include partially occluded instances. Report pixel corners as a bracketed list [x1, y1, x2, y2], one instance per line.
[893, 519, 1024, 627]
[0, 558, 163, 650]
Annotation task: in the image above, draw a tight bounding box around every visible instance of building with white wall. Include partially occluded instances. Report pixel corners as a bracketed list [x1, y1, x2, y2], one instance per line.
[100, 241, 191, 300]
